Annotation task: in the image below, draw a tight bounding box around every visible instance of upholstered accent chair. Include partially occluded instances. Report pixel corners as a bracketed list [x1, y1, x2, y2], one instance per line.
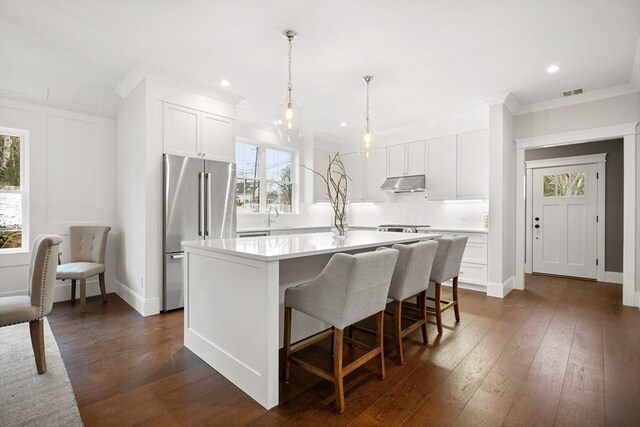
[427, 236, 468, 334]
[377, 240, 439, 364]
[0, 234, 63, 374]
[283, 249, 399, 413]
[56, 226, 111, 312]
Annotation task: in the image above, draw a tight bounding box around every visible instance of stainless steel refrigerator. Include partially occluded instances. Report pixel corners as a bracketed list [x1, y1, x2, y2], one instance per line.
[163, 154, 236, 311]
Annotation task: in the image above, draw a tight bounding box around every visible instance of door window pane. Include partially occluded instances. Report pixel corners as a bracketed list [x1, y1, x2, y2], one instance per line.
[556, 173, 571, 196]
[571, 172, 585, 196]
[543, 175, 555, 197]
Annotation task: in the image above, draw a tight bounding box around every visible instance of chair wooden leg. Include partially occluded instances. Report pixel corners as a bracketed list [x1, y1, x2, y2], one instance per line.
[80, 278, 87, 313]
[71, 279, 76, 302]
[393, 300, 404, 365]
[283, 306, 292, 383]
[420, 291, 428, 344]
[434, 282, 443, 334]
[453, 276, 460, 322]
[99, 273, 107, 302]
[333, 328, 345, 413]
[330, 326, 335, 356]
[29, 319, 46, 374]
[376, 311, 385, 379]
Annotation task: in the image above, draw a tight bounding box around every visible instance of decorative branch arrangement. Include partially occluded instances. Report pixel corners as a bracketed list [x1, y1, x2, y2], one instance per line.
[302, 152, 350, 237]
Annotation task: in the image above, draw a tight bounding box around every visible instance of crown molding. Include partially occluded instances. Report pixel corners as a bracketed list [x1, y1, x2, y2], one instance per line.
[482, 92, 520, 115]
[515, 122, 638, 150]
[114, 64, 244, 106]
[631, 37, 640, 90]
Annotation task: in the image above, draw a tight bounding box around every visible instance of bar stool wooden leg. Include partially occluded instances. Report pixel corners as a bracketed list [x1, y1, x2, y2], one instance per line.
[376, 311, 385, 379]
[393, 300, 404, 364]
[420, 290, 428, 344]
[453, 276, 460, 322]
[434, 282, 443, 334]
[283, 307, 292, 383]
[333, 328, 345, 413]
[29, 319, 46, 374]
[71, 279, 76, 301]
[80, 278, 87, 313]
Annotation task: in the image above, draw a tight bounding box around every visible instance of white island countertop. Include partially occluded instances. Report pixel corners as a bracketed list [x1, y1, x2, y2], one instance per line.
[183, 230, 442, 262]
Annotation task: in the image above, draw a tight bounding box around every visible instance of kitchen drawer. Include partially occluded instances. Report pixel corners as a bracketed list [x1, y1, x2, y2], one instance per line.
[459, 262, 487, 284]
[462, 242, 487, 265]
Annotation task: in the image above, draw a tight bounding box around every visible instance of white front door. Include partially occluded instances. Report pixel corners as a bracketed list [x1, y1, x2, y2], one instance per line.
[532, 164, 598, 279]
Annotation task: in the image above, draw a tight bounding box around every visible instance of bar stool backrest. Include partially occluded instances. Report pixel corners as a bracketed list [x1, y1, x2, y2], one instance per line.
[429, 236, 468, 284]
[380, 240, 439, 301]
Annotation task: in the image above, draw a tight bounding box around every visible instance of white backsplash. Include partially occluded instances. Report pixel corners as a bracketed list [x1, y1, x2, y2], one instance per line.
[238, 193, 488, 230]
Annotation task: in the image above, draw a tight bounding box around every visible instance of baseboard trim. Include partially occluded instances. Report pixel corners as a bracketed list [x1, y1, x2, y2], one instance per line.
[486, 276, 515, 298]
[442, 279, 486, 293]
[603, 271, 623, 284]
[2, 278, 117, 303]
[635, 292, 640, 309]
[115, 280, 160, 317]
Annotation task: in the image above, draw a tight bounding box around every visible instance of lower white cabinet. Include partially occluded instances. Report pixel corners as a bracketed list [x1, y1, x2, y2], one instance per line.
[430, 230, 488, 287]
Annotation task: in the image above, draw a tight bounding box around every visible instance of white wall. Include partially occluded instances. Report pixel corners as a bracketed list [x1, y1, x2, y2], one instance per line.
[0, 98, 117, 302]
[514, 91, 640, 293]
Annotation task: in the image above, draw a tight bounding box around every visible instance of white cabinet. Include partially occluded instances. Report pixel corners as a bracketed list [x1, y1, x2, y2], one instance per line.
[426, 130, 489, 200]
[163, 103, 199, 157]
[163, 102, 235, 163]
[431, 231, 488, 286]
[387, 141, 425, 177]
[406, 141, 426, 176]
[387, 144, 406, 177]
[365, 147, 387, 202]
[457, 130, 489, 199]
[341, 152, 365, 202]
[201, 112, 235, 163]
[427, 135, 457, 200]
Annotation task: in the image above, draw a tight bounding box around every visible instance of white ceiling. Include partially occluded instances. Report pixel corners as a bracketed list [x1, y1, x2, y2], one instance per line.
[1, 1, 638, 138]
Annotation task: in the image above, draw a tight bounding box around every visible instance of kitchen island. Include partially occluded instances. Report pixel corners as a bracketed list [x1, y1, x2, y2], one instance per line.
[182, 230, 442, 409]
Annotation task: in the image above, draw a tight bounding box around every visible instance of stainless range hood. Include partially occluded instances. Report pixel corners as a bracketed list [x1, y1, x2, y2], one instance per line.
[379, 174, 426, 193]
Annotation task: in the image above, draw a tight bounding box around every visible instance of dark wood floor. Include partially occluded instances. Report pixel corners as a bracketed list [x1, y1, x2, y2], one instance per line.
[47, 275, 640, 426]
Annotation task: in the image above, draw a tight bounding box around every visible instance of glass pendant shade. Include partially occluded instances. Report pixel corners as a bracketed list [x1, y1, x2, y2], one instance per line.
[358, 128, 377, 158]
[276, 97, 303, 141]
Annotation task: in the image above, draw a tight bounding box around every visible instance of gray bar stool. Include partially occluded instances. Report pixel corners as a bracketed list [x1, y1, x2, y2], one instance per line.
[427, 236, 468, 334]
[283, 249, 399, 413]
[378, 240, 439, 364]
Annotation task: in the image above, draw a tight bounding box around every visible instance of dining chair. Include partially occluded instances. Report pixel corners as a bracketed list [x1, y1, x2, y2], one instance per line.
[56, 226, 111, 312]
[427, 236, 468, 334]
[0, 234, 63, 374]
[283, 249, 399, 413]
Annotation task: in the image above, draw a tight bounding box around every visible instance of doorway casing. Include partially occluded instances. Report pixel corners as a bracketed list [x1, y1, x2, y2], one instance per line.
[514, 122, 638, 307]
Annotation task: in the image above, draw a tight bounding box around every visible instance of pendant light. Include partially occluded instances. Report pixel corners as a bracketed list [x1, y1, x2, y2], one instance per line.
[358, 75, 376, 158]
[275, 30, 303, 141]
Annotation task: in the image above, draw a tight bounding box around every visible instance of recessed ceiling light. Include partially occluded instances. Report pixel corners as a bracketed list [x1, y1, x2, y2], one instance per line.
[340, 122, 347, 127]
[220, 80, 230, 87]
[546, 64, 560, 73]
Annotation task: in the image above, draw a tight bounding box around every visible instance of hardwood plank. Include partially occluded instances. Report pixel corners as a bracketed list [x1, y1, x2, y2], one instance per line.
[601, 284, 640, 427]
[554, 280, 606, 427]
[453, 278, 567, 426]
[503, 277, 584, 427]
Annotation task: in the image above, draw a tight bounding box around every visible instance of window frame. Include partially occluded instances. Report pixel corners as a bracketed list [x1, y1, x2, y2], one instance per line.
[235, 139, 299, 214]
[0, 126, 29, 253]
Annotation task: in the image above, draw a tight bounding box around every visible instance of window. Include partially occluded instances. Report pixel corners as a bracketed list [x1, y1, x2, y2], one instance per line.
[0, 130, 25, 250]
[235, 142, 295, 214]
[543, 172, 586, 198]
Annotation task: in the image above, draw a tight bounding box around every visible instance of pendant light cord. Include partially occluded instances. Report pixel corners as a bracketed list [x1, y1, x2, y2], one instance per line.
[287, 35, 293, 104]
[364, 76, 372, 132]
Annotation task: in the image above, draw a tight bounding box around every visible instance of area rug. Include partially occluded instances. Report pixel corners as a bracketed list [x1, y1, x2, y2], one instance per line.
[0, 318, 83, 426]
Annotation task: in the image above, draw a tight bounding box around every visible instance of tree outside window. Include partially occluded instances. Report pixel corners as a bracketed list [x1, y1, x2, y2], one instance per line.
[0, 133, 23, 249]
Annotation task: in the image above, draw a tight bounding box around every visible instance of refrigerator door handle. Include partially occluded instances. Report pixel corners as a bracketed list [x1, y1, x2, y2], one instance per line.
[197, 172, 203, 236]
[205, 173, 212, 236]
[170, 253, 185, 260]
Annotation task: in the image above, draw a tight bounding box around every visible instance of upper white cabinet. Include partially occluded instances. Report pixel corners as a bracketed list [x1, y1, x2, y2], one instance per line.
[387, 141, 425, 177]
[457, 129, 489, 199]
[312, 149, 331, 202]
[426, 129, 489, 200]
[163, 102, 235, 163]
[341, 152, 365, 202]
[365, 147, 387, 202]
[426, 135, 457, 200]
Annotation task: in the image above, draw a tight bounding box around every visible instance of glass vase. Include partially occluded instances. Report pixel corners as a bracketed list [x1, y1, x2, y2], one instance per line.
[330, 206, 349, 239]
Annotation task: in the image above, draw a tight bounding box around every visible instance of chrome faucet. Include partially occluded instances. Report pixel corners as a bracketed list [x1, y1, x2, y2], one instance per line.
[268, 205, 279, 227]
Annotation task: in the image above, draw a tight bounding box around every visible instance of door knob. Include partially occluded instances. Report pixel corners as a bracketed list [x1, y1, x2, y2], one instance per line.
[535, 217, 540, 221]
[534, 224, 540, 229]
